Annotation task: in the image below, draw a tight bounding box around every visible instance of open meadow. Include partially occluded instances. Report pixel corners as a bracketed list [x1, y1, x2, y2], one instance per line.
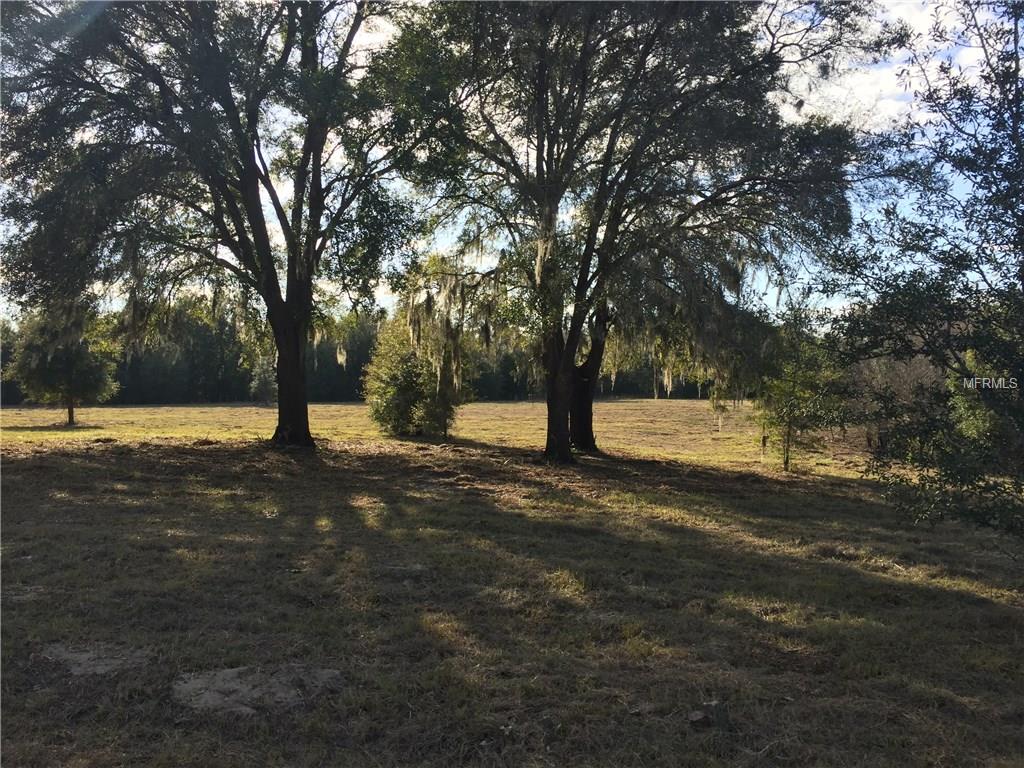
[2, 400, 1022, 767]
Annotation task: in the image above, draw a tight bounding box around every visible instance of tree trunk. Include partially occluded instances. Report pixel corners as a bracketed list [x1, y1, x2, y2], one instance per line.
[543, 323, 573, 462]
[545, 376, 572, 461]
[570, 369, 598, 451]
[270, 309, 314, 447]
[783, 422, 792, 471]
[535, 204, 579, 463]
[66, 397, 75, 427]
[570, 304, 608, 452]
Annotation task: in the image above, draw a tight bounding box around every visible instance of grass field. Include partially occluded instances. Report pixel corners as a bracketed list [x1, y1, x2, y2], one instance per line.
[1, 399, 771, 463]
[2, 400, 1022, 767]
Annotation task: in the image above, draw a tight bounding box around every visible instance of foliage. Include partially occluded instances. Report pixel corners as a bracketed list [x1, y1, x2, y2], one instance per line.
[404, 254, 471, 400]
[364, 315, 456, 438]
[2, 295, 383, 408]
[865, 374, 1024, 540]
[116, 294, 252, 404]
[459, 333, 538, 402]
[368, 248, 515, 433]
[248, 356, 277, 405]
[829, 0, 1024, 538]
[7, 303, 119, 423]
[758, 306, 847, 471]
[306, 310, 383, 403]
[1, 318, 25, 405]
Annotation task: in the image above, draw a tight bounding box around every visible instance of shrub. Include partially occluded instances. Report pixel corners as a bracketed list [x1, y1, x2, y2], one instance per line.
[757, 307, 846, 471]
[867, 374, 1024, 541]
[364, 316, 456, 438]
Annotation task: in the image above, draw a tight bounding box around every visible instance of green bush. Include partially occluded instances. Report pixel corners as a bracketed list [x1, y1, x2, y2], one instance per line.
[364, 316, 456, 438]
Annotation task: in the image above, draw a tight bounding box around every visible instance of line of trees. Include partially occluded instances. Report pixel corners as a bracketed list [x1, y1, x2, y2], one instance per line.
[2, 297, 381, 412]
[0, 290, 729, 412]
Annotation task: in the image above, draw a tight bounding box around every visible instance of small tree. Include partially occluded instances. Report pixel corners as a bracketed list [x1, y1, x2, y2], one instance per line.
[758, 307, 845, 471]
[364, 315, 456, 439]
[8, 305, 119, 425]
[248, 357, 278, 405]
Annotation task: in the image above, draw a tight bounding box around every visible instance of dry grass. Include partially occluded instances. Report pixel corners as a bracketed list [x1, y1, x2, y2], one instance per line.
[2, 400, 1022, 767]
[1, 399, 857, 472]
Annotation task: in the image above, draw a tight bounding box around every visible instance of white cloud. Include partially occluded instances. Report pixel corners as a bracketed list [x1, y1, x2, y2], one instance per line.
[778, 1, 959, 132]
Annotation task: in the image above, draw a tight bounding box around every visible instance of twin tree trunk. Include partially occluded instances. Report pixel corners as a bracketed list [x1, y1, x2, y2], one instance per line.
[544, 303, 610, 462]
[569, 304, 609, 453]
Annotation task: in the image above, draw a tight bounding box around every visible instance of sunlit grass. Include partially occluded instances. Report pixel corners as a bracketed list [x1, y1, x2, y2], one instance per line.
[0, 402, 374, 444]
[1, 398, 860, 475]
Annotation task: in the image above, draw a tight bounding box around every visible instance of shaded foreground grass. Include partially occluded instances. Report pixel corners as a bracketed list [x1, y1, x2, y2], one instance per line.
[2, 402, 1022, 766]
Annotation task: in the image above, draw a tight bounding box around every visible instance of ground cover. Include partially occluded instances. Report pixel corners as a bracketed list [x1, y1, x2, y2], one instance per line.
[2, 401, 1020, 766]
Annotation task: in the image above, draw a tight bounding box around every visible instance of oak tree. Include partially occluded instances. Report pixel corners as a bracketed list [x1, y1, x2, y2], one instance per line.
[413, 1, 873, 460]
[2, 1, 453, 445]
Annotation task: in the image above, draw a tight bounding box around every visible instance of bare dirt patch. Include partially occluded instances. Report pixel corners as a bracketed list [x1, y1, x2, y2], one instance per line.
[42, 643, 150, 676]
[172, 665, 343, 716]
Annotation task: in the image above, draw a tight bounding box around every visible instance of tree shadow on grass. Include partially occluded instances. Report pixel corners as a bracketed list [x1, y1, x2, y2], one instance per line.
[2, 424, 105, 432]
[2, 439, 1022, 768]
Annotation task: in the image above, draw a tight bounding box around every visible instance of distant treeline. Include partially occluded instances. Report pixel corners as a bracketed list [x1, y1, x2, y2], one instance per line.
[1, 295, 718, 407]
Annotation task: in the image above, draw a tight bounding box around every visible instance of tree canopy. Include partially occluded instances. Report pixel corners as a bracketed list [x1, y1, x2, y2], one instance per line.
[403, 0, 882, 459]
